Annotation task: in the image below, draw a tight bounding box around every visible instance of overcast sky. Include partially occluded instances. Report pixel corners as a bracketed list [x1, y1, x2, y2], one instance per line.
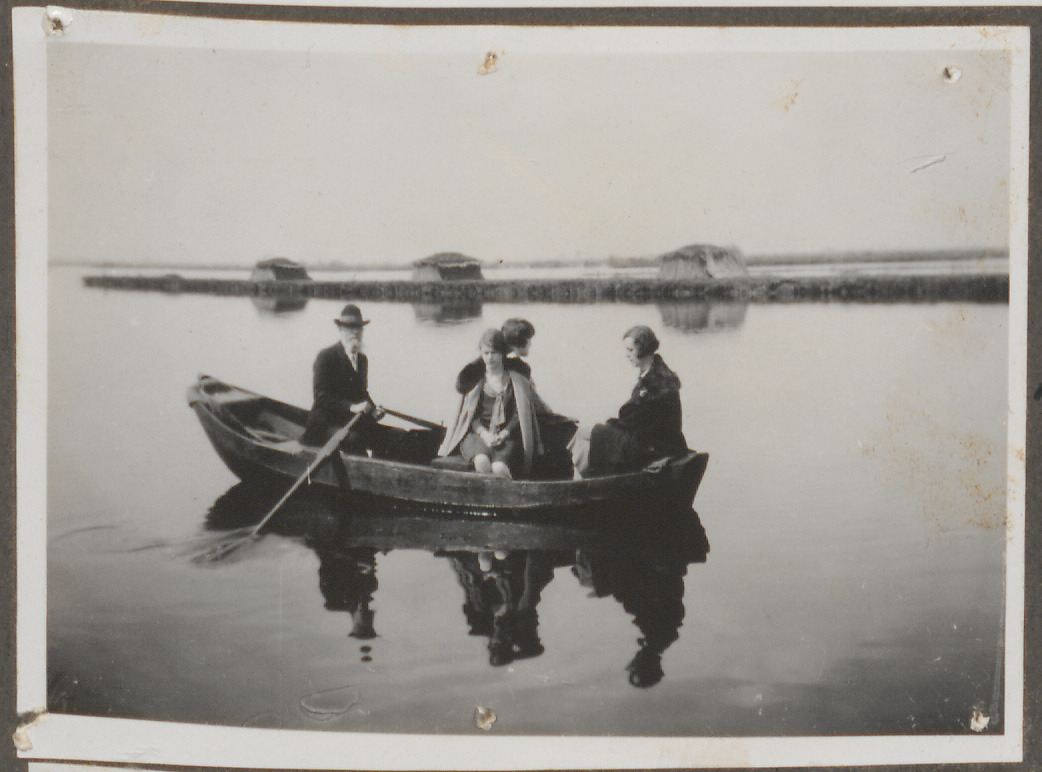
[47, 37, 1011, 266]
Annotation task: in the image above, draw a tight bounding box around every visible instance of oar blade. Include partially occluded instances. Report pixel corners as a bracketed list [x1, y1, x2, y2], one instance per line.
[187, 528, 261, 565]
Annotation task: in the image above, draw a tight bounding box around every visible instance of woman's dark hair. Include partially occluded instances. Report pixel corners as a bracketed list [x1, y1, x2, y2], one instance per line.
[501, 318, 535, 349]
[623, 325, 659, 358]
[479, 328, 509, 355]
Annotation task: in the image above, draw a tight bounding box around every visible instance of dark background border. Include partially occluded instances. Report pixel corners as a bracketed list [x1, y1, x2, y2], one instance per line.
[1, 3, 1037, 771]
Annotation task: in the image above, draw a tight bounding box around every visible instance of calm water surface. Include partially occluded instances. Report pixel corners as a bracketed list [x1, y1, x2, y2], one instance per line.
[46, 267, 1008, 736]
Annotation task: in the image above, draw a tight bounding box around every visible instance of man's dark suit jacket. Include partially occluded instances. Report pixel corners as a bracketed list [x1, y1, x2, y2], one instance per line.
[299, 343, 372, 446]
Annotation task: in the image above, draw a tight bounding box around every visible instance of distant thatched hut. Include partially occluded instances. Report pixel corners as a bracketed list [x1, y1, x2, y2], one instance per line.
[658, 244, 747, 280]
[411, 252, 483, 282]
[251, 257, 311, 282]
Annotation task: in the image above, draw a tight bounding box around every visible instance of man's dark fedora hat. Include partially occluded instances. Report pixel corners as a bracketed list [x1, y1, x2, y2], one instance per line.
[335, 304, 370, 327]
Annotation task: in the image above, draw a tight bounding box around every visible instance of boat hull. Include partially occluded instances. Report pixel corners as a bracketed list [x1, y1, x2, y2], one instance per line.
[188, 376, 708, 515]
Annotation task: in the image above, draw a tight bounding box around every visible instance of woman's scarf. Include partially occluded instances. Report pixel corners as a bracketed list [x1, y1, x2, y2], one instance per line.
[487, 380, 507, 435]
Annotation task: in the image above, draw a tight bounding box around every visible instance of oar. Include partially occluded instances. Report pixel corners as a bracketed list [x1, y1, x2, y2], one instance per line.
[195, 412, 364, 562]
[381, 407, 443, 431]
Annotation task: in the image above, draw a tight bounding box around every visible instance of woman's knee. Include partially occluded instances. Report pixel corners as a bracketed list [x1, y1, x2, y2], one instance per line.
[490, 461, 512, 479]
[473, 455, 492, 473]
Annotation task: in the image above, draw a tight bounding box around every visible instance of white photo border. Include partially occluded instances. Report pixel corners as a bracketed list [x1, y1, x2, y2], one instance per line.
[12, 8, 1029, 769]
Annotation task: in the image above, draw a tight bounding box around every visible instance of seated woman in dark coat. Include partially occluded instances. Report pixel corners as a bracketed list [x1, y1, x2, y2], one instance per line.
[455, 318, 534, 394]
[569, 326, 687, 478]
[439, 329, 542, 479]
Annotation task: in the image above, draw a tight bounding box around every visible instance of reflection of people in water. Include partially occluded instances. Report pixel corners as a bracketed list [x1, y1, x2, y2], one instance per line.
[573, 508, 708, 688]
[201, 481, 709, 684]
[315, 544, 380, 640]
[446, 550, 556, 666]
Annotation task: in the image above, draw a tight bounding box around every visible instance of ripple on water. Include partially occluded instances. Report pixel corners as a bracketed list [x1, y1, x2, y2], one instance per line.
[48, 524, 120, 546]
[299, 685, 361, 721]
[49, 524, 175, 556]
[242, 710, 283, 729]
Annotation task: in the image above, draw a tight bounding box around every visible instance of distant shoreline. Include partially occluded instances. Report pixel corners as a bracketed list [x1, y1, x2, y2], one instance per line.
[81, 270, 1009, 306]
[50, 247, 1009, 272]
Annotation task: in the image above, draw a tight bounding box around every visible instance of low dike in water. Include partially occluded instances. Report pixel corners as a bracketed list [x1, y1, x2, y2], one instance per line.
[82, 273, 1008, 304]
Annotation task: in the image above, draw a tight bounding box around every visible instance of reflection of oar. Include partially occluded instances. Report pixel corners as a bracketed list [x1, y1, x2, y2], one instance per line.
[381, 407, 442, 432]
[196, 413, 364, 562]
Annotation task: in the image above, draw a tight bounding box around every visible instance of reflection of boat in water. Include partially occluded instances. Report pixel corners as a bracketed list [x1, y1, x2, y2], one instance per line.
[203, 483, 610, 653]
[188, 376, 709, 516]
[203, 483, 610, 554]
[251, 295, 309, 315]
[202, 483, 707, 684]
[411, 299, 482, 325]
[657, 300, 748, 333]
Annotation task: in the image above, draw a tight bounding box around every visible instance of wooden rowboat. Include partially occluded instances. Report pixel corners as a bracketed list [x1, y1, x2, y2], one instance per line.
[187, 375, 708, 516]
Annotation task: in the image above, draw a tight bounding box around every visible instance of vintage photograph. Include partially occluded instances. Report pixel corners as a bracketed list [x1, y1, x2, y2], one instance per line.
[13, 8, 1027, 770]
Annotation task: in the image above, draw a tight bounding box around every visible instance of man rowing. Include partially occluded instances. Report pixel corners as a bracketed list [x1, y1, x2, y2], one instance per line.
[299, 304, 389, 455]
